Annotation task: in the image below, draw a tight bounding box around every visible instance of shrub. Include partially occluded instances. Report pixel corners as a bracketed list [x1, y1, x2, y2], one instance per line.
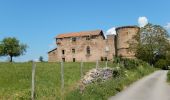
[155, 59, 168, 69]
[112, 67, 124, 78]
[122, 59, 138, 70]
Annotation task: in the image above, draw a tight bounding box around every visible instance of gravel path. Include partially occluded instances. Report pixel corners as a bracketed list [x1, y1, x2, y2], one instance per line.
[109, 70, 170, 100]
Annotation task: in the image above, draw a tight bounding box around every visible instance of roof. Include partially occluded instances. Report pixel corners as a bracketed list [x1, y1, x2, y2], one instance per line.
[48, 48, 57, 54]
[116, 26, 140, 31]
[56, 30, 104, 39]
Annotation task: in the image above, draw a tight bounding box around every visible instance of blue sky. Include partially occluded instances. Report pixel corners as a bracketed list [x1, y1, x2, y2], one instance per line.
[0, 0, 170, 62]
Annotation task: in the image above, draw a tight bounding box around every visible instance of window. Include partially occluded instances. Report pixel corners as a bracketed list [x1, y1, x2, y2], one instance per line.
[91, 35, 96, 39]
[104, 57, 107, 61]
[86, 36, 90, 40]
[72, 49, 75, 54]
[73, 58, 76, 62]
[62, 50, 65, 55]
[101, 57, 104, 61]
[86, 46, 90, 55]
[56, 38, 62, 45]
[72, 37, 76, 42]
[105, 46, 109, 52]
[62, 58, 65, 62]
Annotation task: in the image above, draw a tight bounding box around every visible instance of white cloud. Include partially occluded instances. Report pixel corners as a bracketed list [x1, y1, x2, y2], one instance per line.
[106, 27, 116, 35]
[138, 16, 148, 27]
[164, 23, 170, 30]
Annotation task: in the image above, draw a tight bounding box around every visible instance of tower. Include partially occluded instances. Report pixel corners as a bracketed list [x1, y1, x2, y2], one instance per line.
[115, 26, 140, 58]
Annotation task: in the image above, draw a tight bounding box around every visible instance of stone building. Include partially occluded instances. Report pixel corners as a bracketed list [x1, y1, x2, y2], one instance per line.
[48, 26, 140, 62]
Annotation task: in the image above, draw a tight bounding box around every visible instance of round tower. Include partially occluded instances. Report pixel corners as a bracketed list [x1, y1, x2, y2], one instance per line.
[115, 26, 140, 58]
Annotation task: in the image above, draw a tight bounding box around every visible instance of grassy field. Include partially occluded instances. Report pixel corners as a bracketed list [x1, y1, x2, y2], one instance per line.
[0, 62, 116, 100]
[66, 61, 155, 100]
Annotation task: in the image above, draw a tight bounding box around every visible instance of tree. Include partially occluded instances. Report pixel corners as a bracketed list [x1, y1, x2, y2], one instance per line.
[129, 23, 170, 65]
[39, 56, 44, 62]
[0, 37, 27, 62]
[155, 59, 168, 69]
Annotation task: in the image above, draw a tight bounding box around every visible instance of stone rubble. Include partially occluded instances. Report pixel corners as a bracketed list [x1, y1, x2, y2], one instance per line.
[81, 67, 114, 85]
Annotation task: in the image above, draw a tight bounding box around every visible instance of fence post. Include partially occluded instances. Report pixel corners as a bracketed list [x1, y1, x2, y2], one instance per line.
[105, 60, 108, 68]
[60, 61, 64, 99]
[31, 62, 36, 100]
[81, 60, 83, 78]
[96, 60, 99, 69]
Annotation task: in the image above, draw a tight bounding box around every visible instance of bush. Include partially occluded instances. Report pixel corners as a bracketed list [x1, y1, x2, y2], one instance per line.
[155, 59, 168, 69]
[122, 58, 141, 70]
[112, 67, 124, 78]
[114, 57, 149, 70]
[66, 65, 155, 100]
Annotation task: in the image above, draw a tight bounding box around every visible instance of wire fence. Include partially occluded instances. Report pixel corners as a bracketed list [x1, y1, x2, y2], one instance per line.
[0, 61, 115, 100]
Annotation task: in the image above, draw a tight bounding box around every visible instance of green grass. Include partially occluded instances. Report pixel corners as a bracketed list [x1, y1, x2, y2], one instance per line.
[167, 70, 170, 83]
[66, 64, 155, 100]
[0, 61, 155, 100]
[0, 62, 115, 100]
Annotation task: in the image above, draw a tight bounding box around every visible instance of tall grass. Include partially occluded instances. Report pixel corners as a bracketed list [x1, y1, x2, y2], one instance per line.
[66, 62, 155, 100]
[0, 61, 155, 100]
[0, 62, 114, 100]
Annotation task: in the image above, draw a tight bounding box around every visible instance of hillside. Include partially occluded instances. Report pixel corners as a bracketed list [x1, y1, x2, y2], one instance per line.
[0, 61, 155, 100]
[0, 62, 114, 99]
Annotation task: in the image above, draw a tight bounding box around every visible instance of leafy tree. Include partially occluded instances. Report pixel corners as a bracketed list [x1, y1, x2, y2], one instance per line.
[39, 56, 44, 62]
[0, 37, 27, 62]
[155, 59, 168, 69]
[129, 23, 170, 65]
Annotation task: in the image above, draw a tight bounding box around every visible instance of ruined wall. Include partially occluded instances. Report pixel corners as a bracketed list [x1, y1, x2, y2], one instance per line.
[105, 35, 115, 60]
[116, 26, 140, 58]
[48, 48, 58, 62]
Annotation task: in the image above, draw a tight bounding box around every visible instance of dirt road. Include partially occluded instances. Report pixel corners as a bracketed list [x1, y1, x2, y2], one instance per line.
[109, 70, 170, 100]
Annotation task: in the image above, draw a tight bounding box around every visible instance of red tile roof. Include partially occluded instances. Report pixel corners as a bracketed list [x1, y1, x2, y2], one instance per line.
[56, 30, 103, 38]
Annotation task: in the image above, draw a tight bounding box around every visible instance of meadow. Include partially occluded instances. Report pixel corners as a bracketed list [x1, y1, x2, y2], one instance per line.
[0, 60, 155, 100]
[0, 62, 115, 100]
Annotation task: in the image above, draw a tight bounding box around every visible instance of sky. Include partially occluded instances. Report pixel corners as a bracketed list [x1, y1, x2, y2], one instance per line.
[0, 0, 170, 62]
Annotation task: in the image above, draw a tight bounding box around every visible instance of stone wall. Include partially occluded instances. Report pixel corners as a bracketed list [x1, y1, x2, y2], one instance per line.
[48, 33, 115, 62]
[48, 48, 58, 62]
[55, 34, 115, 62]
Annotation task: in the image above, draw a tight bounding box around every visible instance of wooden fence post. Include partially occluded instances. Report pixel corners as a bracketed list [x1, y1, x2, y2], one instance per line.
[60, 61, 64, 99]
[81, 60, 83, 78]
[105, 60, 108, 68]
[96, 60, 99, 69]
[31, 62, 36, 100]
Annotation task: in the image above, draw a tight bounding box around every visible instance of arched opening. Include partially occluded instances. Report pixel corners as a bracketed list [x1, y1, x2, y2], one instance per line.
[86, 46, 90, 55]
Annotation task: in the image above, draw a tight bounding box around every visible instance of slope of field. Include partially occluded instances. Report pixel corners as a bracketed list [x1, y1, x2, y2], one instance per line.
[66, 62, 155, 100]
[0, 62, 115, 100]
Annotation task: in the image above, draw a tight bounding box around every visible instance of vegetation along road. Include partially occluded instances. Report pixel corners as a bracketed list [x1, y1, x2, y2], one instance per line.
[109, 70, 170, 100]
